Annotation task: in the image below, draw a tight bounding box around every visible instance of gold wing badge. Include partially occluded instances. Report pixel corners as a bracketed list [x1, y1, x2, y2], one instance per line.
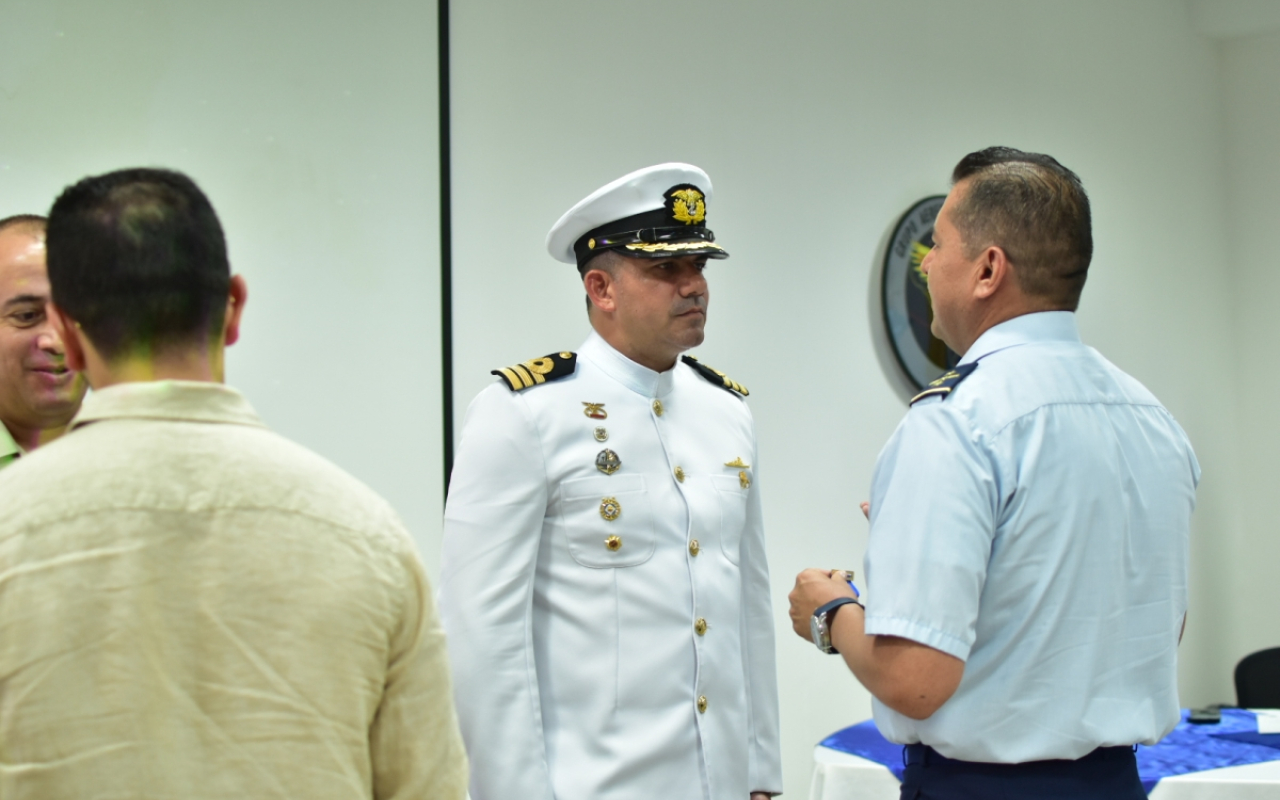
[492, 351, 578, 391]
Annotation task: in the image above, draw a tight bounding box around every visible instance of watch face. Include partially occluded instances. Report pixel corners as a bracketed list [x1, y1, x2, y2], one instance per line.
[810, 614, 825, 649]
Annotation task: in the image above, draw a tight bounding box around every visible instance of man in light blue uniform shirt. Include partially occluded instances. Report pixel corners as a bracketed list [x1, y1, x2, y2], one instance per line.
[789, 147, 1199, 799]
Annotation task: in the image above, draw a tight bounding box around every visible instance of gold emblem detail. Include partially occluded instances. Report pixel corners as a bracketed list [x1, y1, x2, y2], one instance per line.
[596, 448, 621, 475]
[688, 539, 700, 557]
[910, 241, 932, 283]
[697, 695, 708, 713]
[739, 471, 751, 489]
[674, 466, 685, 483]
[605, 534, 622, 551]
[724, 457, 749, 469]
[600, 497, 621, 521]
[588, 238, 596, 249]
[694, 618, 708, 636]
[652, 399, 664, 417]
[671, 188, 706, 225]
[583, 402, 607, 420]
[594, 427, 608, 442]
[560, 351, 573, 358]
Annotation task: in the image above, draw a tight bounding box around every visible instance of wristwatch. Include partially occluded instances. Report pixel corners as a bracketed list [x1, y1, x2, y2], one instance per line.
[811, 596, 862, 654]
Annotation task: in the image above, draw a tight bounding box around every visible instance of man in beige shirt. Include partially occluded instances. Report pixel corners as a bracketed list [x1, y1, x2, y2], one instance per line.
[0, 168, 467, 799]
[0, 215, 86, 469]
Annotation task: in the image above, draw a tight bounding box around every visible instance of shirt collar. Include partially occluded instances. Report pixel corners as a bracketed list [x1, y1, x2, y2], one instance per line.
[69, 380, 266, 431]
[578, 330, 676, 398]
[959, 311, 1081, 365]
[0, 422, 20, 464]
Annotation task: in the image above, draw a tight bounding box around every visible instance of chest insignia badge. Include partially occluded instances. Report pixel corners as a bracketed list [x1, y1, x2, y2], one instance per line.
[600, 497, 622, 521]
[594, 426, 608, 442]
[596, 448, 621, 475]
[724, 457, 749, 469]
[739, 471, 751, 489]
[583, 402, 607, 420]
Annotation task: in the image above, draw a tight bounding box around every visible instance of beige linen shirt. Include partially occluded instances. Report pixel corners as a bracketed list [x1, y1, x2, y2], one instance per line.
[0, 381, 467, 799]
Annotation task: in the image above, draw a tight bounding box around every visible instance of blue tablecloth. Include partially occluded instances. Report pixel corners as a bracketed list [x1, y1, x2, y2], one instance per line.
[820, 709, 1280, 793]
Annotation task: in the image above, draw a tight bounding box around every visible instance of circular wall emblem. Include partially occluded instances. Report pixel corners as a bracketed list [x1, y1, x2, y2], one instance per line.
[881, 196, 960, 390]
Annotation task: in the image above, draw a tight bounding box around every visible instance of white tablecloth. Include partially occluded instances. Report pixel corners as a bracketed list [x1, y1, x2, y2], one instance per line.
[810, 744, 1280, 799]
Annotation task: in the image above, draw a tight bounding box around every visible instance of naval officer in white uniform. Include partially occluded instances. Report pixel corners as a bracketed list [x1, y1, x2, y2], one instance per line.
[440, 164, 782, 800]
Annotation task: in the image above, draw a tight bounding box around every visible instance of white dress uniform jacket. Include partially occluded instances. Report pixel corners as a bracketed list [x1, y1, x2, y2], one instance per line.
[441, 331, 782, 800]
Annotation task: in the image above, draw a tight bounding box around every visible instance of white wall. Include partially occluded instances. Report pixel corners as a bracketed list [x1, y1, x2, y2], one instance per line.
[2, 0, 1268, 794]
[1219, 27, 1280, 694]
[450, 0, 1243, 793]
[0, 1, 446, 573]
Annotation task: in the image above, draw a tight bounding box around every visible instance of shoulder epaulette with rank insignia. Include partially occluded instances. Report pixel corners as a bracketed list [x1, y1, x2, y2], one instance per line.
[910, 362, 977, 405]
[492, 351, 578, 391]
[681, 355, 749, 397]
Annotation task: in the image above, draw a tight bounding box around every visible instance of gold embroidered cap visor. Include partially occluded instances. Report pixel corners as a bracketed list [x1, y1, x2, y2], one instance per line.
[545, 163, 731, 267]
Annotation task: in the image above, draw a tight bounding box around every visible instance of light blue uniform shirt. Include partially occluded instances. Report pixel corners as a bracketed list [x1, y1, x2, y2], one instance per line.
[865, 311, 1199, 763]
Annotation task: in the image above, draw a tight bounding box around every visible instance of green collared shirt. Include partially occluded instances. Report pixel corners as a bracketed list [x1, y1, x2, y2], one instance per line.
[0, 423, 20, 471]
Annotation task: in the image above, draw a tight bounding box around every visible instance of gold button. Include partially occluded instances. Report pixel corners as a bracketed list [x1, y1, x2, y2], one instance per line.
[688, 539, 700, 557]
[697, 695, 708, 714]
[694, 618, 708, 636]
[605, 535, 622, 551]
[652, 399, 664, 416]
[674, 466, 685, 482]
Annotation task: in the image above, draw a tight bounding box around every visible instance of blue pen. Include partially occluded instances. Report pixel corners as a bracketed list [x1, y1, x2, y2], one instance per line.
[835, 569, 860, 599]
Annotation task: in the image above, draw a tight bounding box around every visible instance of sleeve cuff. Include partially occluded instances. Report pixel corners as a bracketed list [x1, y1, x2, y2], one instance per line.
[863, 614, 971, 661]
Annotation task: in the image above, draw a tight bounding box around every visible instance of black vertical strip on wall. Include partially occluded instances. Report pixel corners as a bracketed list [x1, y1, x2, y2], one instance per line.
[438, 0, 455, 498]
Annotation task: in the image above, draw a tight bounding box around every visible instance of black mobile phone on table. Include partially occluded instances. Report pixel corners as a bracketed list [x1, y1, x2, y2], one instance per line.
[1188, 706, 1222, 724]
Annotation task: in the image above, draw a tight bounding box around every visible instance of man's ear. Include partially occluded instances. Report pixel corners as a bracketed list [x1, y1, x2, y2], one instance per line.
[973, 245, 1012, 300]
[583, 268, 617, 314]
[223, 275, 248, 346]
[49, 303, 87, 373]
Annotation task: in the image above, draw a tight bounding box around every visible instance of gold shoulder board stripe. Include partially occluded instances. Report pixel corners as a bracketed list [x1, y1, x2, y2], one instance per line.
[909, 362, 978, 406]
[681, 355, 749, 397]
[492, 352, 578, 392]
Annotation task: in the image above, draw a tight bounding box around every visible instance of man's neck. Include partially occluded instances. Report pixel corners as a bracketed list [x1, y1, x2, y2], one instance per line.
[952, 299, 1067, 357]
[2, 418, 69, 453]
[591, 322, 678, 373]
[86, 350, 225, 390]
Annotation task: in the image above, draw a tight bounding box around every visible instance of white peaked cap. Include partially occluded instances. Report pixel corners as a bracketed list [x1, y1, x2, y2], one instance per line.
[545, 163, 725, 265]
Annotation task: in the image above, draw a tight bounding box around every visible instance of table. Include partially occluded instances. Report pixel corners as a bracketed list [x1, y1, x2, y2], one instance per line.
[811, 710, 1280, 799]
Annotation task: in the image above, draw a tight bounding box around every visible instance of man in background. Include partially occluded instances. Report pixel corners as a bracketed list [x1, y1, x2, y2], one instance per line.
[0, 168, 467, 799]
[0, 215, 85, 468]
[789, 147, 1198, 799]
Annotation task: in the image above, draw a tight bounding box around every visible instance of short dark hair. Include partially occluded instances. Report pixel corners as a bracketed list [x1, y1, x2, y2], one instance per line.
[950, 147, 1092, 309]
[46, 168, 230, 361]
[0, 214, 46, 237]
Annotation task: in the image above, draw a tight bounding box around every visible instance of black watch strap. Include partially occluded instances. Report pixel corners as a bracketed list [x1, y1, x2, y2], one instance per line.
[816, 596, 861, 623]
